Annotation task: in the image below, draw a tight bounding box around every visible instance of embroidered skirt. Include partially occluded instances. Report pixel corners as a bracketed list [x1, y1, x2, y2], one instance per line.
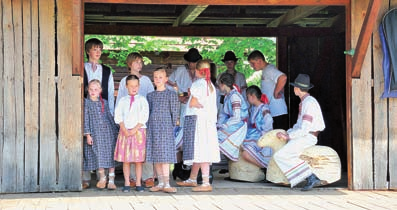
[218, 122, 247, 161]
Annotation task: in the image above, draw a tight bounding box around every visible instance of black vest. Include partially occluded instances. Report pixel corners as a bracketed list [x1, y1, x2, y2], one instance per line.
[84, 64, 111, 100]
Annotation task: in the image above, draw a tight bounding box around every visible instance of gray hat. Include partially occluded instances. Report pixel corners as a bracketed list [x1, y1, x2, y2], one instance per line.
[290, 74, 314, 89]
[184, 48, 202, 62]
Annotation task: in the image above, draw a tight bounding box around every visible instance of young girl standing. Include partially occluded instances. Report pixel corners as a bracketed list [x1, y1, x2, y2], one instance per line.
[114, 75, 149, 192]
[241, 85, 273, 168]
[146, 67, 180, 193]
[176, 60, 220, 192]
[83, 80, 118, 190]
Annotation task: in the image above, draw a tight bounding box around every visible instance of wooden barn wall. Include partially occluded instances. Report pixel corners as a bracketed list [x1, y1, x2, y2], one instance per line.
[0, 0, 82, 193]
[287, 35, 347, 172]
[351, 0, 397, 190]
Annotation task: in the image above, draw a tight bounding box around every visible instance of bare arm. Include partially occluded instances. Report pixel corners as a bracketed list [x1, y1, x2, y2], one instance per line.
[274, 74, 287, 99]
[189, 96, 203, 108]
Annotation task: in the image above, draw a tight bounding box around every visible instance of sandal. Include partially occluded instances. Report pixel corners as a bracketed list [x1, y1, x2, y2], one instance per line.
[149, 185, 163, 192]
[176, 179, 198, 187]
[96, 176, 107, 189]
[122, 186, 130, 192]
[82, 182, 90, 189]
[107, 180, 117, 190]
[163, 186, 177, 193]
[143, 178, 155, 188]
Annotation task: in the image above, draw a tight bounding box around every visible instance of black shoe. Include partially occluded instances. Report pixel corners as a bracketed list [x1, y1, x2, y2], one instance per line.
[301, 174, 321, 191]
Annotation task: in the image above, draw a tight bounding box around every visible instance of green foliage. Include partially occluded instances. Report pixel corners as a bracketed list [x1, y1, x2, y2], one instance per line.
[84, 35, 276, 87]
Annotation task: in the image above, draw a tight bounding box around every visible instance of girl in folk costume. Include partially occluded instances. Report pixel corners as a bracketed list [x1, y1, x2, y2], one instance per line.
[115, 52, 155, 188]
[83, 80, 118, 190]
[275, 74, 325, 191]
[241, 85, 273, 168]
[176, 60, 220, 192]
[217, 73, 249, 161]
[114, 75, 149, 192]
[146, 68, 180, 193]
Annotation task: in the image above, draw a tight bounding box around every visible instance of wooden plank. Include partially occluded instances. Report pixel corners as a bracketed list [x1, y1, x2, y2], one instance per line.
[372, 0, 389, 190]
[12, 0, 25, 193]
[39, 0, 57, 192]
[1, 0, 17, 193]
[267, 6, 327, 27]
[72, 0, 83, 76]
[389, 0, 397, 190]
[351, 0, 373, 190]
[84, 24, 337, 37]
[24, 0, 39, 193]
[351, 0, 382, 78]
[173, 5, 208, 26]
[84, 0, 349, 6]
[0, 0, 4, 194]
[57, 0, 82, 191]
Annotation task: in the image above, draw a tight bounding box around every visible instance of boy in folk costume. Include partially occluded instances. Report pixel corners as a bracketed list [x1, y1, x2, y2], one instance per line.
[274, 74, 325, 191]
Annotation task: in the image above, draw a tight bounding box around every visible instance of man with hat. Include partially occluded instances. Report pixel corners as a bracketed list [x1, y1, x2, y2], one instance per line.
[218, 51, 247, 94]
[274, 73, 325, 191]
[248, 50, 288, 130]
[168, 48, 202, 177]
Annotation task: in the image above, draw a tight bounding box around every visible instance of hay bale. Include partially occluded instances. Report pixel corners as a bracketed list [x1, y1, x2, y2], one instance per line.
[228, 154, 265, 182]
[257, 129, 341, 186]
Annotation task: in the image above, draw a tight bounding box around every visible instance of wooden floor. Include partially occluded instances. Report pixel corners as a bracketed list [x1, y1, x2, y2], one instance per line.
[1, 171, 396, 209]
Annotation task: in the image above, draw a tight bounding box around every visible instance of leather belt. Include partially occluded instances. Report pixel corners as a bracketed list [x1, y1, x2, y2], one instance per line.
[309, 131, 320, 137]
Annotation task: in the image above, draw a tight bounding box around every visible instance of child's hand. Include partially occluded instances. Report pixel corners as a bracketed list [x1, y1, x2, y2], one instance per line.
[86, 136, 93, 145]
[276, 132, 289, 141]
[128, 128, 138, 136]
[122, 127, 129, 137]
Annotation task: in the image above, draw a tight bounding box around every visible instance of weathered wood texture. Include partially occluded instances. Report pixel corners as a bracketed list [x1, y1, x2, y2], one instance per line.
[372, 0, 390, 190]
[23, 0, 39, 192]
[0, 0, 4, 193]
[351, 0, 373, 190]
[2, 0, 18, 193]
[0, 0, 82, 193]
[57, 0, 82, 191]
[389, 0, 397, 190]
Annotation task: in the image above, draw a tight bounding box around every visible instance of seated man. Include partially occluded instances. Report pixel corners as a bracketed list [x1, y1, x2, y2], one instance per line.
[274, 74, 325, 191]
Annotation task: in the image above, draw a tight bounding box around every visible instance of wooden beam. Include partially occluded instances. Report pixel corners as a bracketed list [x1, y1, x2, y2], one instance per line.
[318, 13, 343, 27]
[84, 0, 349, 6]
[351, 0, 382, 78]
[267, 6, 327, 27]
[85, 24, 337, 37]
[173, 5, 208, 27]
[72, 0, 83, 76]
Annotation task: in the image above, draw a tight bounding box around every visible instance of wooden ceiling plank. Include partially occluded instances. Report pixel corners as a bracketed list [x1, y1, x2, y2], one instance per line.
[85, 24, 336, 37]
[317, 13, 343, 27]
[267, 6, 327, 27]
[173, 5, 208, 26]
[84, 0, 349, 6]
[351, 0, 382, 78]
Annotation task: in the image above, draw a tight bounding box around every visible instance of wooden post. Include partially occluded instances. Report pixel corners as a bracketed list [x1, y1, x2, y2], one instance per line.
[351, 0, 374, 190]
[0, 0, 4, 193]
[372, 0, 390, 190]
[39, 0, 57, 192]
[389, 0, 397, 190]
[57, 0, 83, 191]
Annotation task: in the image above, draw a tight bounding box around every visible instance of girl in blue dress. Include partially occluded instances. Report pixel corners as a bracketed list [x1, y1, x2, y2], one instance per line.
[241, 85, 273, 168]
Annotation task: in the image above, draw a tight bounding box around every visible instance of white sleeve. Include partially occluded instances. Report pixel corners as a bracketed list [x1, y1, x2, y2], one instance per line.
[114, 99, 124, 125]
[138, 98, 149, 125]
[108, 73, 115, 116]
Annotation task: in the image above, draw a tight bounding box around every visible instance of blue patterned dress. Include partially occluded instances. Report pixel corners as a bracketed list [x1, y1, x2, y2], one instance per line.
[218, 89, 249, 161]
[242, 103, 273, 168]
[146, 89, 180, 163]
[83, 98, 118, 170]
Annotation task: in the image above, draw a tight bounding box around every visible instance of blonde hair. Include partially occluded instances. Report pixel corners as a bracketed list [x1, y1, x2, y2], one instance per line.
[88, 79, 102, 91]
[196, 60, 214, 93]
[126, 52, 143, 67]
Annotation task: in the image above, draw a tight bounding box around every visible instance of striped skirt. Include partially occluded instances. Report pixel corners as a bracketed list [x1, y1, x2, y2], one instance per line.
[114, 128, 146, 163]
[218, 121, 247, 161]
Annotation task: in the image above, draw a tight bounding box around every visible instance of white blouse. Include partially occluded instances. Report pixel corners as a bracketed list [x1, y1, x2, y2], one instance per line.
[114, 94, 149, 129]
[115, 75, 154, 108]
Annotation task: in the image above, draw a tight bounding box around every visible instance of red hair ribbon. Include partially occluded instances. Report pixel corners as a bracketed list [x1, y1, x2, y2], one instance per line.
[260, 94, 269, 104]
[199, 68, 211, 95]
[100, 94, 105, 113]
[233, 84, 241, 93]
